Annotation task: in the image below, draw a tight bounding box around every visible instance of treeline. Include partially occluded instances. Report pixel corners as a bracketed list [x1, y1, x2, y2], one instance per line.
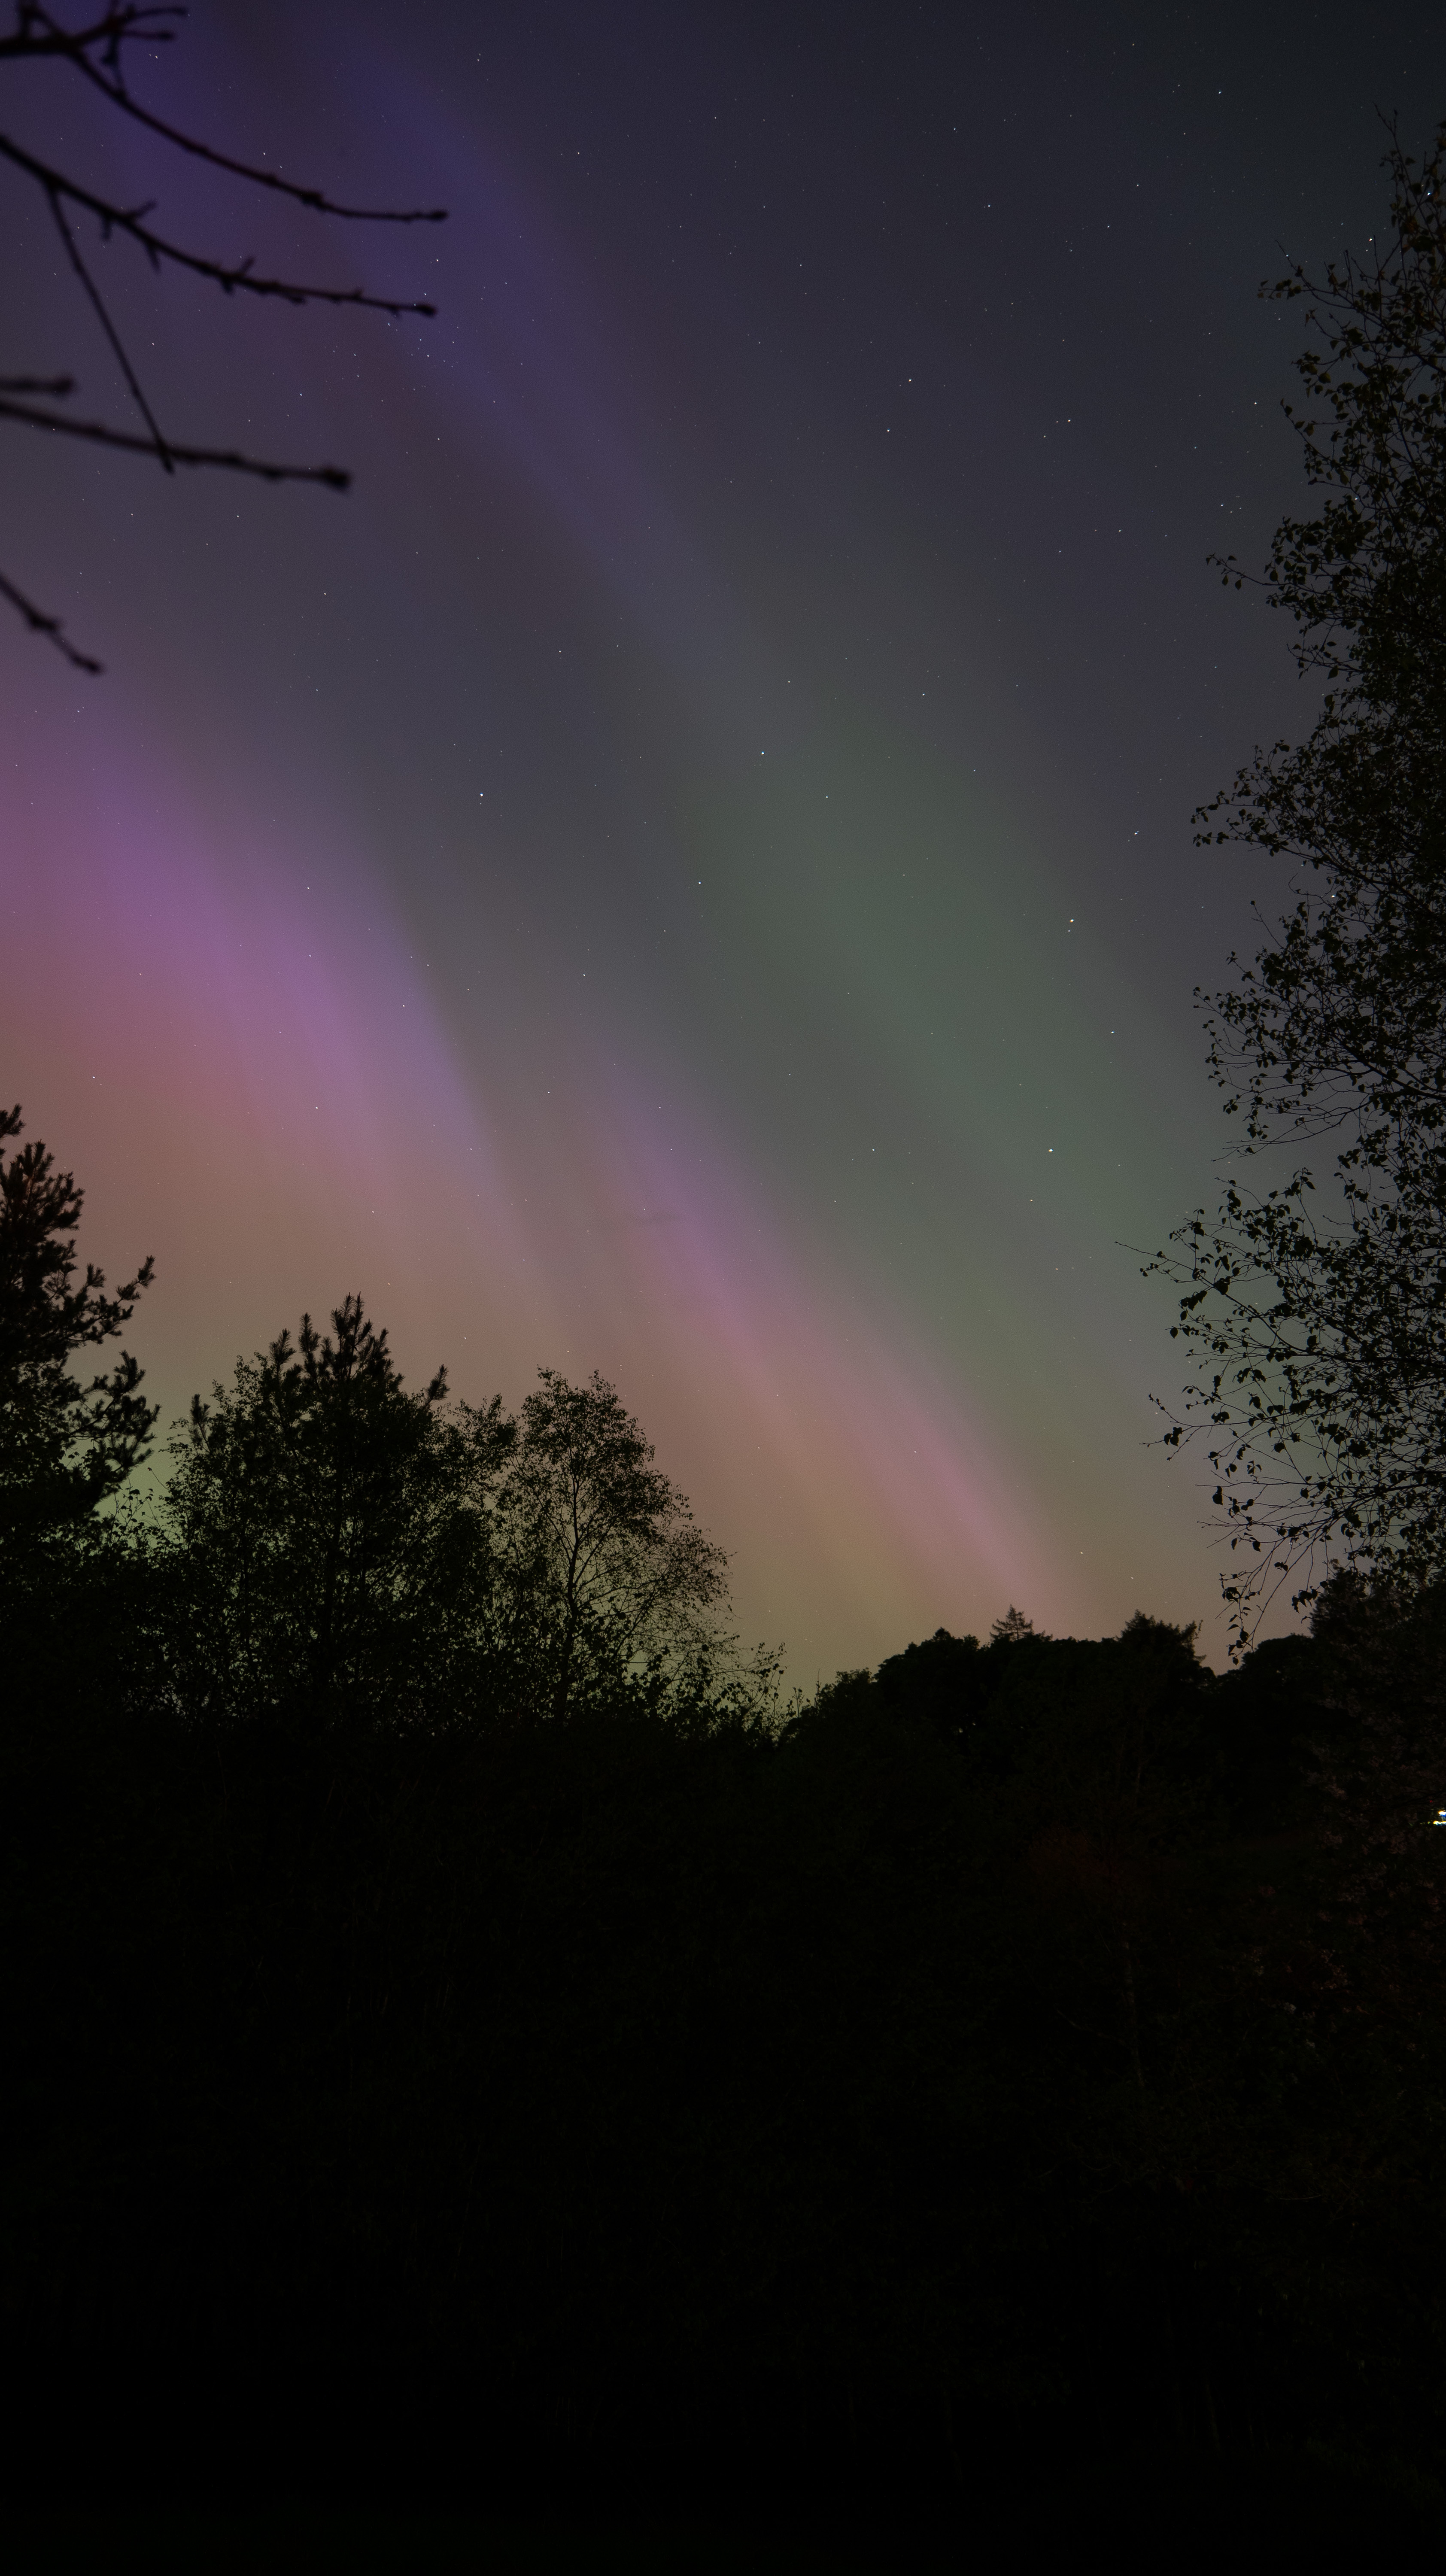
[2, 1126, 1444, 2529]
[2, 1100, 746, 1738]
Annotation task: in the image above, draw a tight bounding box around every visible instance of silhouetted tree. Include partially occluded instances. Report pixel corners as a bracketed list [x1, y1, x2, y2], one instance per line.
[9, 1135, 1446, 2515]
[1151, 118, 1446, 1638]
[0, 1100, 155, 1534]
[990, 1604, 1037, 1643]
[987, 1614, 1215, 2115]
[494, 1368, 731, 1720]
[0, 3, 443, 668]
[1293, 1570, 1446, 2040]
[162, 1295, 513, 1728]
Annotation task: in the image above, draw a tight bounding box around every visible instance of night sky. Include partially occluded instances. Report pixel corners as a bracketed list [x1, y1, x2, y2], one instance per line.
[2, 2, 1437, 1677]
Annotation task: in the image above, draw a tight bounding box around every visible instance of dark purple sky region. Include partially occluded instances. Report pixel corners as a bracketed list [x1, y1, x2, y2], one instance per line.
[2, 1, 1437, 1674]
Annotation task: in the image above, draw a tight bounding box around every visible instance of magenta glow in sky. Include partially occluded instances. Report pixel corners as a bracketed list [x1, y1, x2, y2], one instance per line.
[3, 2, 1435, 1671]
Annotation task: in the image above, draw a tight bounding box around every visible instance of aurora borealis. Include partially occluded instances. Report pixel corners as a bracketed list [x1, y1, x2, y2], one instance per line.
[2, 1, 1436, 1676]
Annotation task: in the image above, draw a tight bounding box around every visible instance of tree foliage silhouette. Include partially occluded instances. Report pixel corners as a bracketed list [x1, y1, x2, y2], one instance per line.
[1151, 118, 1446, 1638]
[159, 1330, 736, 1731]
[495, 1368, 731, 1720]
[4, 1117, 1446, 2519]
[163, 1295, 513, 1728]
[0, 2, 443, 669]
[0, 1100, 155, 1531]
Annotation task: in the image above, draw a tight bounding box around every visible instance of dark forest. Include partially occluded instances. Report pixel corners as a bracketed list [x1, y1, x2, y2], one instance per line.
[4, 16, 1446, 2565]
[4, 1130, 1445, 2555]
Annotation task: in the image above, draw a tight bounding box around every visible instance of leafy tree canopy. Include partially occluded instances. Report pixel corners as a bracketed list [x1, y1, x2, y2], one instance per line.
[1152, 119, 1446, 1636]
[163, 1295, 513, 1730]
[497, 1367, 732, 1721]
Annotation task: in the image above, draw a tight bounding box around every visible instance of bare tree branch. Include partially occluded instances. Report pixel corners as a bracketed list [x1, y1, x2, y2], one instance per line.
[0, 3, 447, 225]
[0, 393, 349, 484]
[1, 3, 442, 669]
[47, 182, 173, 464]
[0, 130, 439, 313]
[0, 0, 182, 65]
[0, 562, 102, 669]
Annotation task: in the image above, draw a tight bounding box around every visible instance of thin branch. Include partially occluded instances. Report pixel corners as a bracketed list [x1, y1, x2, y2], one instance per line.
[47, 183, 171, 466]
[0, 131, 439, 315]
[0, 562, 102, 670]
[0, 2, 441, 677]
[0, 394, 349, 485]
[8, 3, 447, 225]
[0, 3, 181, 67]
